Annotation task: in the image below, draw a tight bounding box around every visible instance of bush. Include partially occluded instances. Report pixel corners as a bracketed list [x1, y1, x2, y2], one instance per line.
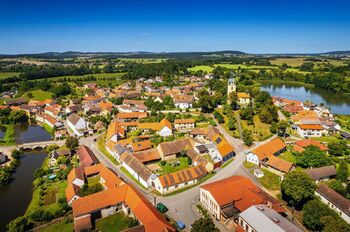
[11, 149, 23, 159]
[160, 160, 166, 166]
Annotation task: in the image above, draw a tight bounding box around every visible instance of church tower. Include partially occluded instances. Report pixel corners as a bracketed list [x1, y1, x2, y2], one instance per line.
[227, 74, 236, 96]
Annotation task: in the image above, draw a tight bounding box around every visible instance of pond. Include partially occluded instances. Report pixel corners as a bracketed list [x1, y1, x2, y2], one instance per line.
[260, 82, 350, 115]
[15, 123, 51, 144]
[0, 151, 47, 231]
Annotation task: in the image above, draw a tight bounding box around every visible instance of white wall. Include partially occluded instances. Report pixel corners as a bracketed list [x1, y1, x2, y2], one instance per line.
[200, 189, 221, 220]
[315, 191, 350, 223]
[246, 152, 260, 165]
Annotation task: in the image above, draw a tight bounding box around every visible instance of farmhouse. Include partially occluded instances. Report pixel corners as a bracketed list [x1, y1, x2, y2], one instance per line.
[138, 118, 173, 137]
[304, 165, 337, 183]
[200, 176, 284, 223]
[67, 113, 89, 137]
[293, 139, 328, 153]
[315, 184, 350, 223]
[76, 145, 99, 168]
[297, 124, 327, 138]
[174, 119, 195, 130]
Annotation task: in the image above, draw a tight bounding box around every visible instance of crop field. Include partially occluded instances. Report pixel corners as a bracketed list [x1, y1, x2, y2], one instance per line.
[270, 57, 347, 67]
[118, 58, 167, 63]
[188, 65, 214, 73]
[0, 72, 21, 79]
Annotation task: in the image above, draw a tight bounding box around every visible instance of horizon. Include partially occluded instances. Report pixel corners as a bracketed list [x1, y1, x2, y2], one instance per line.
[1, 0, 350, 54]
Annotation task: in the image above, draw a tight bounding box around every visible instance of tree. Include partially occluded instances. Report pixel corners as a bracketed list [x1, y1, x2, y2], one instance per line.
[277, 120, 289, 137]
[8, 110, 28, 124]
[258, 109, 273, 124]
[303, 199, 338, 231]
[126, 217, 139, 228]
[337, 160, 349, 182]
[328, 179, 347, 197]
[328, 141, 350, 156]
[11, 149, 22, 160]
[0, 169, 11, 186]
[243, 129, 253, 146]
[227, 116, 236, 131]
[254, 91, 272, 106]
[190, 217, 219, 232]
[296, 146, 331, 168]
[228, 92, 239, 110]
[26, 92, 33, 98]
[163, 96, 175, 108]
[198, 89, 214, 113]
[213, 111, 224, 124]
[239, 107, 254, 121]
[7, 216, 29, 232]
[281, 171, 316, 209]
[65, 136, 79, 151]
[320, 216, 350, 232]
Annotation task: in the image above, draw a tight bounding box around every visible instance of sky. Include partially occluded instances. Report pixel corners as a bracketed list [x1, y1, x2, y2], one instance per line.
[0, 0, 350, 54]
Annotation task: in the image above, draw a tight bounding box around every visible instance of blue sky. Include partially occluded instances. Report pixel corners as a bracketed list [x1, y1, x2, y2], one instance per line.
[1, 0, 350, 54]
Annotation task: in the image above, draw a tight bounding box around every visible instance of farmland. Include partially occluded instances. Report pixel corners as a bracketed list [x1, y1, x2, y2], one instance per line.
[0, 72, 21, 79]
[21, 90, 53, 101]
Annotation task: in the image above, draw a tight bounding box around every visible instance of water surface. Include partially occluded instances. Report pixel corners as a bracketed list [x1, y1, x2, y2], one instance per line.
[260, 82, 350, 115]
[15, 123, 51, 143]
[0, 151, 47, 231]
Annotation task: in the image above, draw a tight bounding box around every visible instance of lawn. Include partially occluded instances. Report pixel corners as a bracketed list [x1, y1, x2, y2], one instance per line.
[244, 161, 257, 169]
[0, 72, 21, 79]
[88, 175, 101, 186]
[188, 65, 214, 73]
[311, 136, 349, 144]
[40, 219, 73, 232]
[255, 168, 281, 191]
[95, 212, 129, 232]
[235, 111, 272, 141]
[158, 157, 190, 174]
[42, 123, 54, 134]
[336, 114, 350, 132]
[0, 124, 15, 145]
[21, 90, 53, 101]
[279, 151, 296, 163]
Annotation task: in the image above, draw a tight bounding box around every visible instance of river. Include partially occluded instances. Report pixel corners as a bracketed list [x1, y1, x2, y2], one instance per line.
[15, 123, 51, 143]
[260, 82, 350, 115]
[0, 151, 47, 231]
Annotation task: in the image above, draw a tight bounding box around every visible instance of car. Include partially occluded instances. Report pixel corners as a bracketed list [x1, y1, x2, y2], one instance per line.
[156, 202, 168, 213]
[177, 221, 186, 230]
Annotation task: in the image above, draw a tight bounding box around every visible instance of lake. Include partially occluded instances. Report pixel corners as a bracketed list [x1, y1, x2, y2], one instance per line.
[260, 82, 350, 115]
[0, 151, 47, 231]
[15, 123, 51, 144]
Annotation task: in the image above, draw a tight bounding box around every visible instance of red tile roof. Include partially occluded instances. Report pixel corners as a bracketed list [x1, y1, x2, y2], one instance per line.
[76, 145, 99, 168]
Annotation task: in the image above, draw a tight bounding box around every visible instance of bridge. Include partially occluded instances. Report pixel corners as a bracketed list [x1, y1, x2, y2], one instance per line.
[15, 140, 66, 150]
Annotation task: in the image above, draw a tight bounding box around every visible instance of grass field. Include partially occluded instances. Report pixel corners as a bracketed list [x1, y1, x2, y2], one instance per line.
[158, 157, 190, 174]
[257, 168, 281, 191]
[21, 90, 53, 101]
[270, 57, 346, 67]
[279, 151, 296, 163]
[96, 212, 129, 232]
[40, 219, 73, 232]
[0, 72, 21, 79]
[188, 65, 214, 73]
[336, 114, 350, 132]
[0, 124, 15, 145]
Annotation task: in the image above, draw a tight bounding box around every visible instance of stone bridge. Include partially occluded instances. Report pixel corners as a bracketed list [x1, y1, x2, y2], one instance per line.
[16, 140, 66, 150]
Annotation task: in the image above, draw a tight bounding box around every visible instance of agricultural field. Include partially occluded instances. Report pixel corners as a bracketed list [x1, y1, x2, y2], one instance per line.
[118, 58, 167, 63]
[270, 57, 347, 67]
[187, 65, 214, 73]
[21, 90, 53, 101]
[0, 72, 21, 79]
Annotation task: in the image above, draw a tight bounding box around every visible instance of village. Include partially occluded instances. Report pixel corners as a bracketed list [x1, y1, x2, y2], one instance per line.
[1, 67, 350, 232]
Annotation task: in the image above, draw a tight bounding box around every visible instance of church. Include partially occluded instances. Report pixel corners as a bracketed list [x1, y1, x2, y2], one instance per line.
[227, 75, 251, 107]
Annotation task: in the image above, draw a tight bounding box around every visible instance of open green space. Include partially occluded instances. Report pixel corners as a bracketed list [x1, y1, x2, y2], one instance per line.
[118, 58, 167, 63]
[254, 168, 281, 191]
[95, 212, 129, 232]
[311, 136, 349, 144]
[0, 72, 21, 79]
[279, 151, 296, 163]
[0, 124, 15, 145]
[158, 157, 190, 174]
[39, 219, 73, 232]
[188, 65, 214, 73]
[97, 134, 120, 165]
[87, 175, 100, 186]
[336, 114, 350, 132]
[21, 90, 53, 101]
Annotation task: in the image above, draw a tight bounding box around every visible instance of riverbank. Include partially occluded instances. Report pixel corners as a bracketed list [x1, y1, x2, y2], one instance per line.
[254, 79, 315, 88]
[0, 124, 15, 145]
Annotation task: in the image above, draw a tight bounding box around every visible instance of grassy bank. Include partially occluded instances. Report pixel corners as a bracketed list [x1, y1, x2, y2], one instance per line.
[0, 124, 15, 145]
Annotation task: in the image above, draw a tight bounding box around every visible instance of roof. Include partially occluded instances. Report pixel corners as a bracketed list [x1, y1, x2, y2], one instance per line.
[239, 205, 302, 232]
[299, 124, 324, 130]
[174, 118, 195, 124]
[74, 215, 92, 232]
[117, 112, 148, 120]
[158, 165, 207, 188]
[267, 156, 294, 173]
[305, 165, 337, 181]
[201, 176, 284, 213]
[190, 127, 208, 135]
[98, 101, 113, 112]
[158, 138, 193, 156]
[132, 149, 161, 163]
[294, 139, 328, 152]
[212, 134, 235, 158]
[120, 153, 154, 182]
[132, 140, 152, 152]
[237, 92, 250, 98]
[76, 145, 99, 168]
[106, 121, 125, 142]
[316, 184, 350, 216]
[67, 113, 82, 125]
[251, 137, 286, 160]
[138, 118, 172, 131]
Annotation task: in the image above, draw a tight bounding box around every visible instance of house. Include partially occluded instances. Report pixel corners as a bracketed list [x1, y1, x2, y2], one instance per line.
[246, 137, 294, 175]
[138, 118, 173, 137]
[131, 140, 152, 152]
[116, 112, 148, 122]
[132, 148, 162, 164]
[106, 121, 125, 144]
[50, 149, 71, 166]
[297, 124, 327, 138]
[283, 105, 304, 114]
[65, 105, 82, 115]
[153, 165, 207, 194]
[293, 139, 328, 153]
[211, 134, 235, 162]
[238, 205, 302, 232]
[44, 105, 61, 119]
[54, 129, 67, 140]
[157, 138, 193, 160]
[66, 167, 85, 205]
[200, 176, 284, 223]
[173, 95, 194, 109]
[98, 102, 114, 115]
[120, 153, 156, 188]
[305, 165, 337, 183]
[174, 119, 195, 130]
[76, 145, 99, 168]
[340, 131, 350, 140]
[315, 184, 350, 223]
[69, 164, 174, 232]
[237, 92, 251, 106]
[4, 98, 26, 106]
[67, 113, 89, 137]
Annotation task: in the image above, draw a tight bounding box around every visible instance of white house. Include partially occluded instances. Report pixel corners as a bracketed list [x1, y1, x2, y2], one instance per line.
[316, 184, 350, 223]
[67, 113, 89, 137]
[297, 124, 327, 138]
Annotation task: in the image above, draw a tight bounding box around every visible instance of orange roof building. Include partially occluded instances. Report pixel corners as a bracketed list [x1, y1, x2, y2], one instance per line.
[67, 164, 174, 232]
[138, 118, 172, 137]
[200, 176, 285, 222]
[293, 139, 328, 153]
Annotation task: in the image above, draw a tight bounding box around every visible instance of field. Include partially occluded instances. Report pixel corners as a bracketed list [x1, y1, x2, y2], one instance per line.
[21, 90, 53, 101]
[188, 65, 214, 73]
[270, 57, 347, 67]
[95, 212, 129, 231]
[336, 115, 350, 132]
[0, 72, 21, 79]
[256, 168, 281, 190]
[118, 58, 167, 63]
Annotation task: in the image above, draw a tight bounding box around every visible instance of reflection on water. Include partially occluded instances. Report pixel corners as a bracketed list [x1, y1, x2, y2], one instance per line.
[261, 82, 350, 115]
[0, 151, 47, 231]
[0, 125, 5, 140]
[15, 123, 51, 144]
